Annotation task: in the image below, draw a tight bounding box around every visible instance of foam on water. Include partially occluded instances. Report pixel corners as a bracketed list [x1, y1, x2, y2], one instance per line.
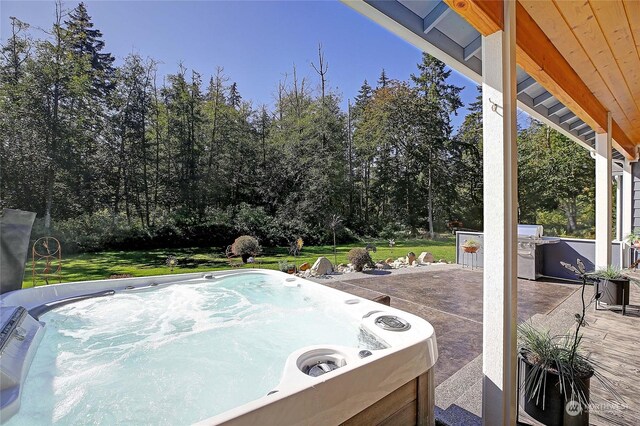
[7, 273, 379, 425]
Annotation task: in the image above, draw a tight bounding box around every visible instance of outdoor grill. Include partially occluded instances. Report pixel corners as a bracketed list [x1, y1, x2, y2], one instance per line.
[517, 225, 560, 280]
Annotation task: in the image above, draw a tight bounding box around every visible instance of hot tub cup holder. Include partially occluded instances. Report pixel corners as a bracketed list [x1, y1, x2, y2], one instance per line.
[374, 315, 411, 332]
[283, 277, 300, 287]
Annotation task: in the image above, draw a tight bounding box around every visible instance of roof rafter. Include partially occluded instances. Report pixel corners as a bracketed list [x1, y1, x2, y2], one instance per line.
[423, 2, 451, 34]
[463, 36, 482, 61]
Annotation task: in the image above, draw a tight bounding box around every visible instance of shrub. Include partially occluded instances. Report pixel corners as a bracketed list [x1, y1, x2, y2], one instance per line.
[347, 247, 373, 272]
[231, 235, 261, 262]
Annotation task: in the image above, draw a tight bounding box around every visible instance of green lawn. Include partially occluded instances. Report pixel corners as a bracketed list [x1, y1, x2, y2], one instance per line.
[23, 238, 456, 288]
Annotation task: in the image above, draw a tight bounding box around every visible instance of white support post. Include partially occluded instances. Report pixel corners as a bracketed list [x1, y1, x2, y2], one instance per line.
[595, 113, 613, 269]
[622, 159, 634, 267]
[481, 0, 517, 424]
[615, 175, 622, 241]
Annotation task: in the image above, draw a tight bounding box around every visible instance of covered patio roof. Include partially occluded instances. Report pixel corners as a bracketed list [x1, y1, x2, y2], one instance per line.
[344, 0, 639, 161]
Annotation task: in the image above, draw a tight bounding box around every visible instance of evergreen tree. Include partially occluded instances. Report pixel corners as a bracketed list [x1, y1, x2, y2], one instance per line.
[451, 86, 483, 229]
[64, 2, 115, 97]
[411, 53, 463, 237]
[228, 82, 241, 109]
[353, 79, 373, 119]
[377, 69, 388, 88]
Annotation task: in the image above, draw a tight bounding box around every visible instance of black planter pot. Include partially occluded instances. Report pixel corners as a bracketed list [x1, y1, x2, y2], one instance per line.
[596, 278, 630, 306]
[519, 351, 592, 426]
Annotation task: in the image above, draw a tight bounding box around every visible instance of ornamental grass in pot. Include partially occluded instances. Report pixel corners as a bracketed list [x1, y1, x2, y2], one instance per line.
[518, 259, 621, 426]
[589, 265, 630, 307]
[625, 229, 640, 249]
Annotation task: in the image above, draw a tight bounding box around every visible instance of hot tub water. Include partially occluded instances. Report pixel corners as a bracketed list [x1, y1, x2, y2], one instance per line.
[6, 273, 382, 425]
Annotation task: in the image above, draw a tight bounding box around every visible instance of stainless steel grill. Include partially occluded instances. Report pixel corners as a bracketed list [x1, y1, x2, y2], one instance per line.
[517, 225, 560, 280]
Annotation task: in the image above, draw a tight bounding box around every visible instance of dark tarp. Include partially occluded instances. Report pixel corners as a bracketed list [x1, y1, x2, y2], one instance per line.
[1, 209, 36, 294]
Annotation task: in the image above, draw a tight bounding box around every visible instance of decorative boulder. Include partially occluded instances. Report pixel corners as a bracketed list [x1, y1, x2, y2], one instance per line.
[439, 259, 447, 264]
[311, 257, 333, 276]
[407, 252, 416, 265]
[375, 262, 391, 270]
[299, 262, 311, 271]
[418, 252, 435, 264]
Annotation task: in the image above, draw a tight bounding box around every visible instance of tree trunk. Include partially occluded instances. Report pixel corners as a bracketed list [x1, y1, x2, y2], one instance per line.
[364, 161, 370, 224]
[44, 171, 54, 231]
[347, 100, 353, 219]
[561, 199, 578, 233]
[427, 163, 434, 239]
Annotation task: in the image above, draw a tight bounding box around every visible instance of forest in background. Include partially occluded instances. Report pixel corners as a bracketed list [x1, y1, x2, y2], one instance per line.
[0, 2, 597, 253]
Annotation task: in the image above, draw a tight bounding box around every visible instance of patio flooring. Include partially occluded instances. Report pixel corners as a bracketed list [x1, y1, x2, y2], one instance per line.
[314, 264, 640, 425]
[318, 265, 576, 387]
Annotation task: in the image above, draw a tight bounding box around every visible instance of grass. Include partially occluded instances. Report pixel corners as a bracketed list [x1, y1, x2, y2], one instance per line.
[23, 238, 456, 288]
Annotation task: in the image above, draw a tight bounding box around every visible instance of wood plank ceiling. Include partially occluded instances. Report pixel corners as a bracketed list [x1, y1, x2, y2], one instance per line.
[519, 0, 640, 150]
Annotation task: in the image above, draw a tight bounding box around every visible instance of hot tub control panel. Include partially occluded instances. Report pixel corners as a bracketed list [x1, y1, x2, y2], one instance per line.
[0, 306, 45, 423]
[0, 307, 27, 354]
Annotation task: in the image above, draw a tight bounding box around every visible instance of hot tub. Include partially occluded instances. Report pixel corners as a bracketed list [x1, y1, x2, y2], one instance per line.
[0, 270, 437, 425]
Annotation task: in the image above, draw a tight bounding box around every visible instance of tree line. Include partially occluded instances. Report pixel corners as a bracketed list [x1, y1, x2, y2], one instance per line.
[0, 2, 596, 252]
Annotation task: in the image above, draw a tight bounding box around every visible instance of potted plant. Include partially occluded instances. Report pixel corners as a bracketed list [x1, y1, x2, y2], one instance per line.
[461, 238, 481, 253]
[625, 229, 640, 248]
[518, 259, 620, 425]
[589, 265, 630, 308]
[278, 260, 296, 274]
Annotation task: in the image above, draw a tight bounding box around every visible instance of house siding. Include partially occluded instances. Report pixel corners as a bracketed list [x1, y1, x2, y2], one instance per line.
[633, 162, 640, 230]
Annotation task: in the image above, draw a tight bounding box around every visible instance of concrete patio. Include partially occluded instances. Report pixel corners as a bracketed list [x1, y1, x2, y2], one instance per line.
[314, 265, 640, 425]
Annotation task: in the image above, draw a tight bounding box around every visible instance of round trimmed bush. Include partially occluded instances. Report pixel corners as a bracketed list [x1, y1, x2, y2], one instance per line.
[231, 235, 261, 263]
[347, 248, 373, 272]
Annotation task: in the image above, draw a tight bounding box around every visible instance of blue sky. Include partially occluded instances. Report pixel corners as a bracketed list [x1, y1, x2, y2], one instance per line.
[1, 0, 478, 130]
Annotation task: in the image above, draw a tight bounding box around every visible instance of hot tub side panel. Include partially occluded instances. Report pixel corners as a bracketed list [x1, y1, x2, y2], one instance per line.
[340, 370, 434, 426]
[205, 336, 436, 426]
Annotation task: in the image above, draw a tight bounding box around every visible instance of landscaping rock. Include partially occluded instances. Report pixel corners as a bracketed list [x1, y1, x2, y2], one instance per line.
[385, 257, 394, 264]
[297, 269, 312, 278]
[439, 259, 447, 264]
[311, 257, 333, 276]
[418, 252, 435, 264]
[375, 262, 391, 270]
[299, 262, 310, 271]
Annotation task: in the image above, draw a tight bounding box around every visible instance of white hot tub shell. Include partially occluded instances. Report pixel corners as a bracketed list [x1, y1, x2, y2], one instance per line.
[0, 270, 438, 425]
